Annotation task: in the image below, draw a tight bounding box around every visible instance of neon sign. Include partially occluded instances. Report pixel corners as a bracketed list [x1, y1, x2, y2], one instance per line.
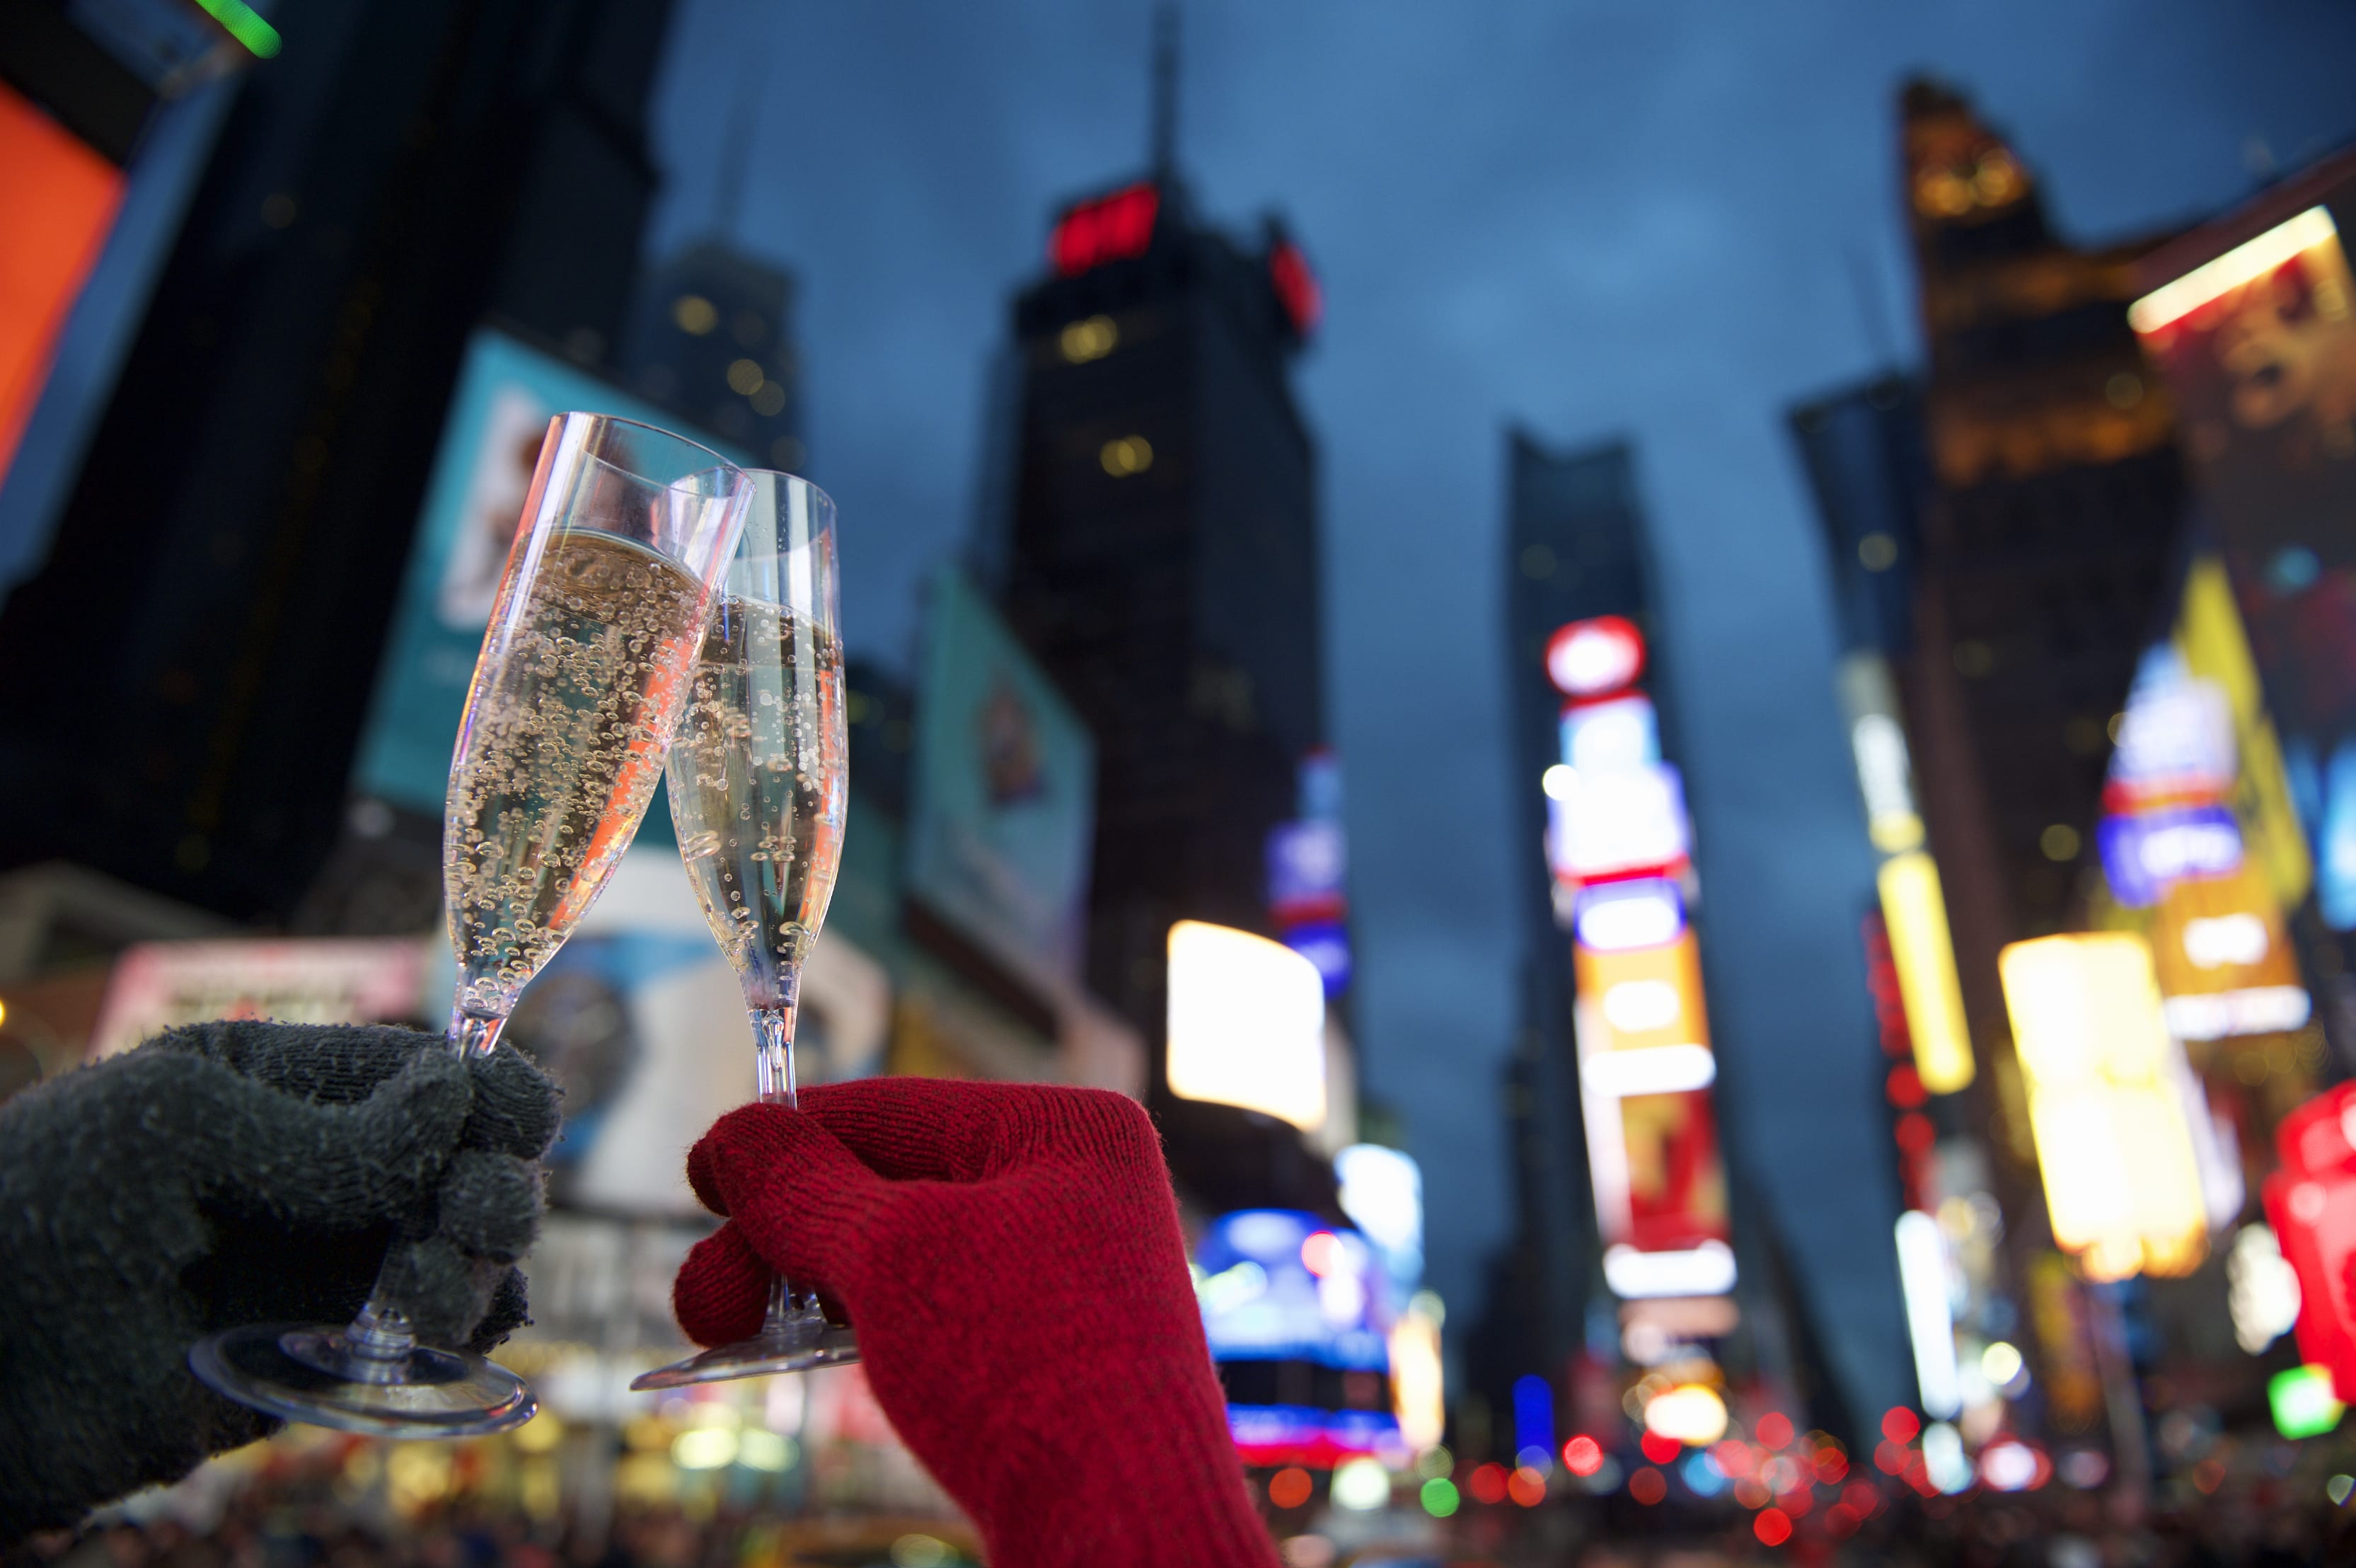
[1544, 616, 1646, 698]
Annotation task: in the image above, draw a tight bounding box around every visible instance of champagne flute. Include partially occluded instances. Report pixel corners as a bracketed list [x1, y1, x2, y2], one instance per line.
[189, 413, 751, 1436]
[633, 471, 855, 1390]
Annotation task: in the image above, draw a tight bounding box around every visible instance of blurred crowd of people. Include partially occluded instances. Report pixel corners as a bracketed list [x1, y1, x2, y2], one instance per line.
[16, 1445, 2356, 1568]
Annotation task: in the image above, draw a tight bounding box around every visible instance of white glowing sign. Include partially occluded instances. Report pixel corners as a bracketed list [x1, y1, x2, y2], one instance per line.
[1167, 921, 1327, 1130]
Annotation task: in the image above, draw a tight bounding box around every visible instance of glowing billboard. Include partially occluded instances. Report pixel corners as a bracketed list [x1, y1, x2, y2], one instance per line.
[1999, 933, 2210, 1280]
[2096, 620, 2313, 1039]
[1194, 1209, 1398, 1467]
[1544, 610, 1734, 1301]
[906, 569, 1098, 990]
[2263, 1083, 2356, 1397]
[2133, 197, 2356, 950]
[1876, 852, 1974, 1094]
[0, 83, 125, 486]
[1167, 921, 1326, 1131]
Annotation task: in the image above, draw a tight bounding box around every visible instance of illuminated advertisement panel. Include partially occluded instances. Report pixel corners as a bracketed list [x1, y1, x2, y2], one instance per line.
[1545, 761, 1690, 885]
[2133, 197, 2356, 942]
[1573, 933, 1732, 1290]
[1540, 613, 1735, 1301]
[906, 569, 1098, 990]
[1195, 1209, 1397, 1467]
[1167, 921, 1326, 1131]
[0, 82, 124, 486]
[2097, 622, 2313, 1039]
[2000, 934, 2210, 1281]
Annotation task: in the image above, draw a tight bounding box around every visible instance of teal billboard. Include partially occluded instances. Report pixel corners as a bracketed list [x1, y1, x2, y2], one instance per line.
[904, 570, 1097, 991]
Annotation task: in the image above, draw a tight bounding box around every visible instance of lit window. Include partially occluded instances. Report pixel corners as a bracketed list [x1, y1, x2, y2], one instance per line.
[673, 294, 718, 335]
[1100, 435, 1154, 477]
[1060, 315, 1119, 363]
[725, 358, 764, 395]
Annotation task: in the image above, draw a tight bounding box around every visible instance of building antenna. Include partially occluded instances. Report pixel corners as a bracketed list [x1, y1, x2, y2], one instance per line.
[1150, 0, 1179, 175]
[1846, 238, 1900, 371]
[713, 43, 763, 238]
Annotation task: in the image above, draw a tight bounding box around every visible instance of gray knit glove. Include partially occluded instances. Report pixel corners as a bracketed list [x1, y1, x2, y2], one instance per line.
[0, 1021, 560, 1545]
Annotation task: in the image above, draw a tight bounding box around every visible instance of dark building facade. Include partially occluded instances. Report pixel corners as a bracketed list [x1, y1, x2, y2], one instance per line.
[988, 180, 1320, 1032]
[1898, 80, 2186, 1023]
[618, 238, 804, 474]
[0, 0, 676, 920]
[983, 170, 1329, 1207]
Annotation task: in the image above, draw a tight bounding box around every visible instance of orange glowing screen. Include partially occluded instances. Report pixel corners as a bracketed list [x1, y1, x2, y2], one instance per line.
[1573, 931, 1709, 1053]
[0, 83, 123, 485]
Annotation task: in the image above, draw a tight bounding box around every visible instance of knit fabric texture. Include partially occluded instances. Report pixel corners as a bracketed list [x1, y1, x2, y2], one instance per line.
[0, 1021, 559, 1545]
[672, 1078, 1281, 1568]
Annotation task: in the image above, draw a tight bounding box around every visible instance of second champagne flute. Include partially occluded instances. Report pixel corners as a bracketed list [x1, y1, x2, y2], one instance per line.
[633, 471, 854, 1389]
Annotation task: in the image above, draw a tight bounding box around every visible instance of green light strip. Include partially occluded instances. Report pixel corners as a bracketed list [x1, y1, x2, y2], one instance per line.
[192, 0, 283, 58]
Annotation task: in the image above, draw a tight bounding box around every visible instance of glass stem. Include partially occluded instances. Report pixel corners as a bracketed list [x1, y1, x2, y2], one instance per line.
[753, 1002, 798, 1108]
[447, 1007, 507, 1059]
[749, 1001, 813, 1333]
[325, 1005, 509, 1374]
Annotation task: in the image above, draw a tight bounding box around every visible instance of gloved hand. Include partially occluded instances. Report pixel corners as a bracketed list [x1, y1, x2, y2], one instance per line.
[672, 1078, 1279, 1568]
[0, 1021, 560, 1545]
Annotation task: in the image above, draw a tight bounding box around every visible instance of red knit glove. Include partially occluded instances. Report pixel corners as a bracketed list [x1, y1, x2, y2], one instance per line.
[672, 1078, 1279, 1568]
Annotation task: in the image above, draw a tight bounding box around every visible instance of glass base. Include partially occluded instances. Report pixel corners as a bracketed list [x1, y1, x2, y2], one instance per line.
[189, 1322, 537, 1438]
[630, 1318, 860, 1390]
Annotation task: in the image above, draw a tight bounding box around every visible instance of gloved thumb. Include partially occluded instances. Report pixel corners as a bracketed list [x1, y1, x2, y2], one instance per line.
[683, 1103, 887, 1296]
[673, 1223, 770, 1347]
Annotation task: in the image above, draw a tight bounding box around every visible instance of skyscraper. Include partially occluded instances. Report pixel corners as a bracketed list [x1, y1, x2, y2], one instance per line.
[985, 157, 1326, 1201]
[1478, 434, 1660, 1410]
[617, 240, 804, 475]
[0, 0, 680, 920]
[1898, 79, 2185, 1012]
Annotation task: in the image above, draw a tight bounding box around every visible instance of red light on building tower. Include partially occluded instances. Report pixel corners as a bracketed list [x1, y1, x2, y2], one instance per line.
[1050, 183, 1162, 277]
[1269, 237, 1322, 337]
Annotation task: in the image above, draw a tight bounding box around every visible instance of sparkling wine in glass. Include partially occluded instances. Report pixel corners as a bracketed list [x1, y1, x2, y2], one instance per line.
[633, 471, 855, 1390]
[188, 414, 751, 1436]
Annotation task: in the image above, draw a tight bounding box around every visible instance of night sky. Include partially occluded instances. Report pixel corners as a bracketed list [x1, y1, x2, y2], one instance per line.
[642, 0, 2356, 1400]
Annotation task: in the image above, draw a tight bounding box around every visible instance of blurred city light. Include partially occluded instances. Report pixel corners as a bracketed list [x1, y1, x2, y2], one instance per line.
[2128, 204, 2340, 333]
[1166, 921, 1325, 1130]
[1641, 1384, 1728, 1446]
[1543, 615, 1646, 697]
[2269, 1364, 2346, 1440]
[1511, 1373, 1555, 1463]
[1329, 1457, 1390, 1511]
[1895, 1211, 1963, 1418]
[1874, 852, 1973, 1094]
[2000, 933, 2210, 1278]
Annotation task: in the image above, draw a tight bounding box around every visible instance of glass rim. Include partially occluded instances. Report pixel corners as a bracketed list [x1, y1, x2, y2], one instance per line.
[739, 466, 839, 524]
[559, 412, 749, 493]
